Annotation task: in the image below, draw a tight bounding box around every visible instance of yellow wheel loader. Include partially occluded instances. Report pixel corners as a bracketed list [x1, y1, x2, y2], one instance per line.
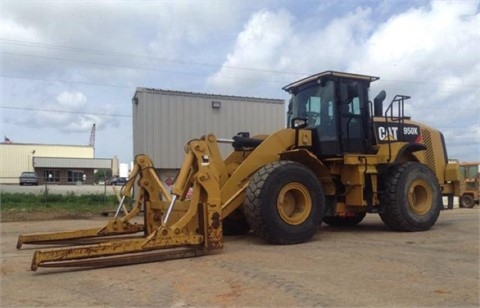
[459, 162, 480, 208]
[17, 71, 464, 271]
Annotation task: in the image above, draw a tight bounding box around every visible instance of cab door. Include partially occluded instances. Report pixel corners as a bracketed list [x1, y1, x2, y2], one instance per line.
[337, 80, 370, 154]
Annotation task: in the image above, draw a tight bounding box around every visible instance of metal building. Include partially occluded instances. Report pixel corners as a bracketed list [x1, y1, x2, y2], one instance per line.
[132, 88, 285, 182]
[0, 143, 112, 185]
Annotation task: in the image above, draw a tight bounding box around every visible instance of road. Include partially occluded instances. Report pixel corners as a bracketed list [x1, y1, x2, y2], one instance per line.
[1, 208, 479, 307]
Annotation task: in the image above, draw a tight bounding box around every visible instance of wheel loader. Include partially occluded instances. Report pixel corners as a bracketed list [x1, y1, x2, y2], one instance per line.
[17, 71, 464, 271]
[459, 162, 480, 208]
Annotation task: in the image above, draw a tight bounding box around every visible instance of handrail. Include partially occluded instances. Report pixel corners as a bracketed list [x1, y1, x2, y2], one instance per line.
[383, 95, 411, 162]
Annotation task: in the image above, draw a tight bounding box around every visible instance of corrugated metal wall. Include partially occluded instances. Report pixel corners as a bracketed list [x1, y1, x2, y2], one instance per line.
[133, 88, 285, 168]
[0, 143, 94, 184]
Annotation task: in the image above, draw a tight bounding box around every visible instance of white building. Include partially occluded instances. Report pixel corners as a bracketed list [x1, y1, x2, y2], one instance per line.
[0, 143, 111, 185]
[132, 88, 285, 183]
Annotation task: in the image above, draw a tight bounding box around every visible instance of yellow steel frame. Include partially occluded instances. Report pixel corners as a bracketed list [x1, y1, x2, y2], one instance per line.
[21, 135, 226, 271]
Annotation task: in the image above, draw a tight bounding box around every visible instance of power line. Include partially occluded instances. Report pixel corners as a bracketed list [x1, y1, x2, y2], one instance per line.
[1, 74, 134, 89]
[0, 106, 131, 118]
[2, 39, 478, 89]
[0, 100, 475, 118]
[1, 38, 305, 76]
[2, 52, 289, 84]
[2, 72, 475, 100]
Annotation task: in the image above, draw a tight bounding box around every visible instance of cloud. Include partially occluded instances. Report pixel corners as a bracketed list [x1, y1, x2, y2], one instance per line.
[349, 1, 480, 160]
[207, 9, 294, 93]
[350, 1, 479, 81]
[1, 18, 40, 42]
[206, 7, 374, 96]
[208, 1, 479, 160]
[7, 89, 107, 133]
[0, 3, 209, 84]
[56, 91, 86, 109]
[1, 0, 478, 162]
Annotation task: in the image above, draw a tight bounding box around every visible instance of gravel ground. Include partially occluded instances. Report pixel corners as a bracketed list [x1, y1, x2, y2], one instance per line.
[1, 208, 479, 307]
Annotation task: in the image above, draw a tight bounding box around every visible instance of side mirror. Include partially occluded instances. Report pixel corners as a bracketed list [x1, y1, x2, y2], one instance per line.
[291, 117, 308, 149]
[291, 118, 308, 129]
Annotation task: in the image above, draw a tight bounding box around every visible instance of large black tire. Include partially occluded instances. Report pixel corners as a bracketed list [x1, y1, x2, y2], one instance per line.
[323, 212, 366, 227]
[244, 161, 325, 244]
[460, 194, 475, 208]
[379, 162, 441, 231]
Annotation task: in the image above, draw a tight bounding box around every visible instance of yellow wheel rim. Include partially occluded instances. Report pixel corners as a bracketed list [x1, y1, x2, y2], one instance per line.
[277, 182, 312, 225]
[408, 179, 432, 215]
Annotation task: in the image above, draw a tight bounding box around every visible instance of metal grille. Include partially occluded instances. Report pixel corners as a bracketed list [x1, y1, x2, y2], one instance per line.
[422, 128, 436, 173]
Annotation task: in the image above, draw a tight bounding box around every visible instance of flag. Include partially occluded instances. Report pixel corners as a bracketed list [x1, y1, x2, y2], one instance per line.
[4, 136, 12, 143]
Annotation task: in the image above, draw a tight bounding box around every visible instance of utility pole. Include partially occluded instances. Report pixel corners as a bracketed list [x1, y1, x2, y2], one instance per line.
[89, 123, 96, 155]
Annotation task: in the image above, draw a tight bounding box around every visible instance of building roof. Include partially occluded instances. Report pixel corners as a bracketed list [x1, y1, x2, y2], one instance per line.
[282, 71, 380, 92]
[133, 87, 284, 104]
[0, 142, 93, 148]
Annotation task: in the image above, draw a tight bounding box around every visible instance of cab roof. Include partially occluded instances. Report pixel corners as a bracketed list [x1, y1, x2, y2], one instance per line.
[282, 71, 379, 92]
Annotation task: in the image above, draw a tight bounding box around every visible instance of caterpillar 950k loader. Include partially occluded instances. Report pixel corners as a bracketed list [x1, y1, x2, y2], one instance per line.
[18, 71, 463, 271]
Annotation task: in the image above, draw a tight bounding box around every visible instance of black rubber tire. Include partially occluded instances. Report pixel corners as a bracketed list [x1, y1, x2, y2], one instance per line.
[379, 162, 441, 231]
[460, 194, 475, 208]
[323, 212, 366, 227]
[222, 209, 251, 236]
[244, 161, 324, 244]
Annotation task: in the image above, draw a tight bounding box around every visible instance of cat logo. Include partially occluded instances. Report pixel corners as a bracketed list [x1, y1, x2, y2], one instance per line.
[378, 126, 398, 141]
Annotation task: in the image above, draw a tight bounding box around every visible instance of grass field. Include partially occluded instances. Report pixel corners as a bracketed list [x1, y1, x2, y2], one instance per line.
[0, 192, 121, 221]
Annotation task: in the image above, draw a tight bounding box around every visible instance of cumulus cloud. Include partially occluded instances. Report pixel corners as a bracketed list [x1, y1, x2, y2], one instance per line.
[8, 89, 102, 133]
[55, 91, 87, 109]
[1, 0, 478, 162]
[349, 1, 480, 160]
[146, 2, 242, 58]
[208, 1, 479, 160]
[1, 19, 40, 42]
[207, 9, 294, 91]
[207, 7, 374, 95]
[351, 1, 479, 84]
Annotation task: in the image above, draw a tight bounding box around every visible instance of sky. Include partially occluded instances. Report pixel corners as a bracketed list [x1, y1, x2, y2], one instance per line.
[1, 0, 479, 163]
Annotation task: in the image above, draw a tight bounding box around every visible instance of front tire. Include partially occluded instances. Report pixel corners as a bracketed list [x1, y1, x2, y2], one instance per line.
[460, 194, 475, 208]
[244, 161, 325, 244]
[379, 162, 441, 231]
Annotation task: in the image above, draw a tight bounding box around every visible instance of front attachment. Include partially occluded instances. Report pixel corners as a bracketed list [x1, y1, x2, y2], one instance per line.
[20, 135, 224, 271]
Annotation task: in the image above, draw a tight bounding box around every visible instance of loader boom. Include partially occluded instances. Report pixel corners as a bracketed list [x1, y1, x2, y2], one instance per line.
[21, 131, 311, 270]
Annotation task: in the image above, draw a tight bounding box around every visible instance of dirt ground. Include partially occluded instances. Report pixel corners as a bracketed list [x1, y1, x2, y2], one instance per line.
[1, 208, 479, 307]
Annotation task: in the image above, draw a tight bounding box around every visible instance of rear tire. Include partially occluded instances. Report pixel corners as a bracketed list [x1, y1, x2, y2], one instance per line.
[460, 194, 475, 208]
[379, 162, 441, 231]
[244, 161, 324, 244]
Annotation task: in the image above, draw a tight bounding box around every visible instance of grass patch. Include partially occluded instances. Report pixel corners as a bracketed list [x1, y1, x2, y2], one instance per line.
[0, 192, 119, 220]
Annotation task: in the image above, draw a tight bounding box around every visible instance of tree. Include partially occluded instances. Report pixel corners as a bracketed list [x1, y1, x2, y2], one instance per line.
[93, 169, 112, 184]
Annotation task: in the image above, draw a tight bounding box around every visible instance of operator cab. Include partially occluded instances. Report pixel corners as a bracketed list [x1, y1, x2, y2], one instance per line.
[283, 71, 379, 158]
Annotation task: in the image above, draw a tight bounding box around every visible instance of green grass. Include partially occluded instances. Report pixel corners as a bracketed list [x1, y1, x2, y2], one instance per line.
[0, 192, 119, 214]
